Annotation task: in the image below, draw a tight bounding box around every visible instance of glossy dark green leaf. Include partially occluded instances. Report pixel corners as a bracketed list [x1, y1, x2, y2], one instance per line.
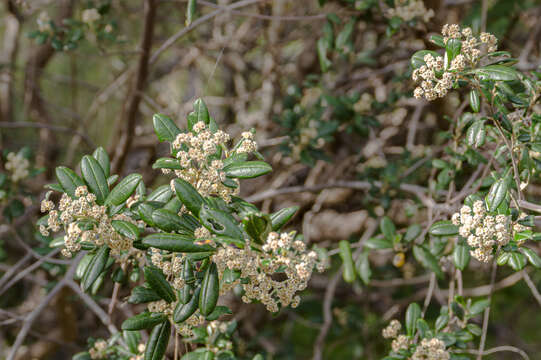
[205, 305, 232, 321]
[186, 0, 196, 26]
[123, 330, 141, 354]
[144, 266, 176, 303]
[174, 178, 204, 216]
[270, 206, 298, 231]
[55, 166, 85, 198]
[405, 302, 421, 337]
[497, 252, 510, 265]
[365, 237, 392, 249]
[92, 147, 110, 178]
[174, 287, 200, 323]
[508, 251, 527, 271]
[199, 262, 219, 316]
[145, 321, 170, 360]
[152, 209, 193, 234]
[404, 224, 421, 242]
[153, 113, 181, 142]
[445, 38, 462, 63]
[148, 185, 173, 203]
[466, 120, 485, 148]
[243, 213, 271, 243]
[413, 245, 444, 279]
[453, 243, 470, 271]
[128, 286, 162, 304]
[81, 155, 109, 204]
[223, 161, 272, 179]
[435, 313, 449, 332]
[142, 233, 214, 253]
[199, 206, 244, 240]
[469, 89, 480, 113]
[339, 240, 355, 283]
[193, 98, 210, 126]
[75, 253, 93, 280]
[486, 178, 509, 212]
[105, 173, 142, 206]
[138, 203, 156, 227]
[121, 312, 167, 330]
[355, 252, 371, 285]
[469, 298, 490, 316]
[152, 157, 182, 170]
[429, 220, 458, 236]
[410, 50, 440, 69]
[380, 217, 395, 240]
[82, 246, 110, 292]
[520, 247, 541, 268]
[469, 65, 519, 81]
[111, 220, 140, 240]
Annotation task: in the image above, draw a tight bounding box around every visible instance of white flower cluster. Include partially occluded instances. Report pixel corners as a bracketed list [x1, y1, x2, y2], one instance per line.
[411, 338, 450, 360]
[37, 11, 52, 32]
[391, 335, 410, 353]
[213, 232, 322, 312]
[168, 121, 257, 202]
[382, 319, 401, 339]
[89, 340, 107, 360]
[451, 201, 510, 262]
[387, 0, 434, 22]
[82, 8, 101, 24]
[40, 186, 136, 258]
[5, 152, 30, 182]
[413, 24, 498, 101]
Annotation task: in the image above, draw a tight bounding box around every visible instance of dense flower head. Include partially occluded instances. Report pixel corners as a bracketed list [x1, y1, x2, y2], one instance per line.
[5, 152, 30, 182]
[382, 319, 402, 339]
[167, 121, 258, 202]
[213, 231, 323, 312]
[412, 24, 499, 101]
[411, 338, 450, 360]
[39, 186, 138, 259]
[451, 200, 510, 262]
[387, 0, 434, 22]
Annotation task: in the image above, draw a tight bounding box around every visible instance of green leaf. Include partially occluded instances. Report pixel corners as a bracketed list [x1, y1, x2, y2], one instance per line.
[317, 37, 332, 72]
[123, 330, 141, 354]
[138, 203, 156, 227]
[199, 262, 219, 316]
[143, 233, 214, 253]
[75, 253, 93, 280]
[365, 237, 392, 249]
[380, 217, 395, 240]
[193, 98, 210, 126]
[111, 220, 140, 240]
[81, 155, 109, 204]
[410, 50, 440, 69]
[145, 321, 171, 360]
[469, 298, 490, 316]
[338, 240, 355, 283]
[429, 34, 445, 47]
[92, 147, 110, 178]
[496, 252, 511, 265]
[270, 206, 299, 231]
[186, 0, 196, 26]
[355, 252, 371, 285]
[148, 185, 173, 203]
[174, 179, 204, 216]
[508, 251, 527, 271]
[405, 302, 421, 337]
[520, 247, 541, 268]
[243, 213, 271, 243]
[105, 173, 142, 206]
[413, 245, 444, 279]
[55, 166, 85, 198]
[205, 305, 232, 321]
[121, 312, 167, 330]
[486, 178, 509, 212]
[153, 113, 181, 142]
[429, 220, 458, 236]
[223, 161, 272, 179]
[128, 286, 161, 304]
[144, 266, 176, 303]
[152, 209, 194, 234]
[466, 120, 485, 148]
[435, 313, 449, 332]
[416, 318, 429, 338]
[152, 157, 182, 170]
[453, 243, 470, 271]
[467, 323, 482, 336]
[199, 206, 244, 240]
[174, 287, 200, 323]
[469, 90, 480, 113]
[468, 65, 519, 81]
[445, 38, 462, 64]
[82, 246, 110, 292]
[404, 224, 421, 242]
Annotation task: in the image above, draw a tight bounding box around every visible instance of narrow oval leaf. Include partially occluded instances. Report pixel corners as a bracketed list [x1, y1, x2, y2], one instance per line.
[205, 305, 232, 321]
[355, 252, 371, 285]
[223, 161, 272, 179]
[469, 89, 480, 113]
[469, 65, 519, 81]
[144, 266, 176, 303]
[405, 302, 421, 337]
[111, 220, 140, 240]
[81, 155, 109, 204]
[148, 185, 173, 203]
[152, 208, 193, 234]
[486, 178, 508, 212]
[508, 252, 527, 271]
[413, 245, 444, 279]
[121, 312, 167, 331]
[92, 147, 110, 178]
[338, 240, 355, 283]
[82, 246, 110, 291]
[55, 166, 85, 198]
[466, 120, 485, 148]
[199, 206, 244, 240]
[429, 220, 458, 236]
[174, 287, 200, 323]
[410, 50, 440, 69]
[199, 262, 219, 316]
[520, 247, 541, 268]
[380, 217, 396, 240]
[153, 113, 181, 142]
[270, 206, 299, 231]
[152, 157, 182, 170]
[145, 321, 171, 360]
[453, 243, 470, 271]
[128, 286, 161, 304]
[186, 0, 196, 26]
[174, 178, 204, 216]
[105, 173, 142, 206]
[142, 233, 215, 253]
